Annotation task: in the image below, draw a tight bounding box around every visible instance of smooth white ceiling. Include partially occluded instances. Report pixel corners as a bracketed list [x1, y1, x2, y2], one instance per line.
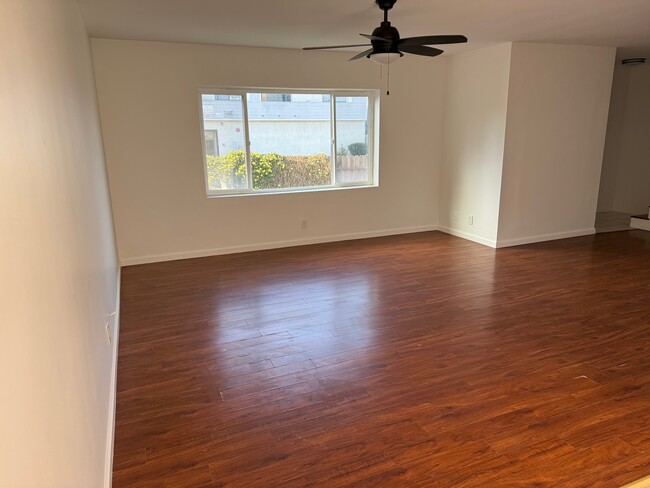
[78, 0, 650, 58]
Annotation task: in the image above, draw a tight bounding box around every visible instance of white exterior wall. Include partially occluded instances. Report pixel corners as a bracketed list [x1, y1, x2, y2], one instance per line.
[204, 120, 367, 155]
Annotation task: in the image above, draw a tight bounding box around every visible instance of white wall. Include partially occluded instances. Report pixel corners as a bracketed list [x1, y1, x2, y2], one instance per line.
[0, 0, 119, 486]
[439, 43, 513, 247]
[497, 43, 616, 245]
[598, 61, 650, 214]
[90, 39, 445, 265]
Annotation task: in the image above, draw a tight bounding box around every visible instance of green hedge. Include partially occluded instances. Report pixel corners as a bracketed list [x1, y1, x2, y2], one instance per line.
[207, 150, 331, 190]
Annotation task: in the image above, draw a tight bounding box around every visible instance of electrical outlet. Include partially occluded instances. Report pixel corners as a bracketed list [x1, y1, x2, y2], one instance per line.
[452, 212, 459, 224]
[105, 321, 112, 346]
[468, 215, 474, 225]
[301, 219, 308, 230]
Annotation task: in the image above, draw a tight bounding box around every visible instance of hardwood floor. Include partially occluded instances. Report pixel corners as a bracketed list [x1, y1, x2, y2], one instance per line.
[113, 230, 650, 487]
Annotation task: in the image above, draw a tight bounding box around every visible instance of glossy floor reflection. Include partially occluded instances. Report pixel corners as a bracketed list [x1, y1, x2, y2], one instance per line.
[113, 231, 650, 487]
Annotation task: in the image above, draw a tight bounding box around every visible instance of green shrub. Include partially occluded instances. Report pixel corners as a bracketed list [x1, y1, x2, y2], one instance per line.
[276, 153, 330, 188]
[207, 150, 246, 189]
[348, 142, 368, 156]
[207, 151, 331, 190]
[251, 152, 286, 189]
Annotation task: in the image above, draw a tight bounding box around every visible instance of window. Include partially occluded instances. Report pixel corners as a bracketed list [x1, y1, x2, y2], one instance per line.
[199, 88, 378, 196]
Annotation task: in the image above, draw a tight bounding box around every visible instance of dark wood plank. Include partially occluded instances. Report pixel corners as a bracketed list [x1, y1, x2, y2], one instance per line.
[113, 230, 650, 487]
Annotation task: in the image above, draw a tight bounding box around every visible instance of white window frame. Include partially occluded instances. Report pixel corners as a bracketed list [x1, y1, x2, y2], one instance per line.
[198, 87, 379, 197]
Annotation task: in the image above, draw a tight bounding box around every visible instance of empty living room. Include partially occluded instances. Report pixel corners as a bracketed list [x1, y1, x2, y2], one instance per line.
[3, 0, 650, 486]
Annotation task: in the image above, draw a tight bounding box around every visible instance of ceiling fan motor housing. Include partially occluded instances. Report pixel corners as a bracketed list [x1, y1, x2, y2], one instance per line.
[371, 22, 401, 54]
[376, 0, 397, 10]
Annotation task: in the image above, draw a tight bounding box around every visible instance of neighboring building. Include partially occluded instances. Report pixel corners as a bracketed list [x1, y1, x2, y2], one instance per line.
[202, 93, 369, 156]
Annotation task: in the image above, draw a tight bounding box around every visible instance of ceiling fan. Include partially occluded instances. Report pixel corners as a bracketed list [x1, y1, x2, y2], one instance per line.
[303, 0, 468, 64]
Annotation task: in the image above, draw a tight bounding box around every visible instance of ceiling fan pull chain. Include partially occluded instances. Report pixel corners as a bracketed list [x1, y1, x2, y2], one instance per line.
[387, 61, 390, 96]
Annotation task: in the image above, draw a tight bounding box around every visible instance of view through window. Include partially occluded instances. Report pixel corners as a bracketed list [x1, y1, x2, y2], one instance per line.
[199, 89, 377, 195]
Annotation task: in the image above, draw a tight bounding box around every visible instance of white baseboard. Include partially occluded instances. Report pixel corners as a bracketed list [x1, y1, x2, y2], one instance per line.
[495, 227, 595, 248]
[104, 266, 121, 488]
[120, 225, 438, 266]
[437, 226, 498, 248]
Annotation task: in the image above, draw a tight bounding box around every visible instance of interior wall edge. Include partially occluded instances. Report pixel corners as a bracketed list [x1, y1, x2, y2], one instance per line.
[104, 266, 121, 488]
[437, 226, 498, 248]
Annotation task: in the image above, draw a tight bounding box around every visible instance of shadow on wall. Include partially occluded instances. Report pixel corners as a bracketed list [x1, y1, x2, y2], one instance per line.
[597, 59, 650, 215]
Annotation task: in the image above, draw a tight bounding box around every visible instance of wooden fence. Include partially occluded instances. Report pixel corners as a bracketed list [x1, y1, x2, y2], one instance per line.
[336, 155, 369, 184]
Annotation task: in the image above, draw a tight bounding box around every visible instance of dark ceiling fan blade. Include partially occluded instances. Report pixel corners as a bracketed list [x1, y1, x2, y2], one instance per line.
[359, 33, 390, 43]
[349, 48, 374, 61]
[399, 45, 444, 57]
[399, 35, 468, 47]
[303, 43, 372, 50]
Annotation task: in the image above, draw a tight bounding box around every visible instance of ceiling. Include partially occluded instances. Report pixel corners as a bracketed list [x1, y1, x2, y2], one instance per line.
[78, 0, 650, 59]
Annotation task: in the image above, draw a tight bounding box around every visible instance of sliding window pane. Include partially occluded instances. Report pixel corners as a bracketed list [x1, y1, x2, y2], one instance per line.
[201, 94, 248, 191]
[247, 93, 332, 190]
[335, 96, 370, 184]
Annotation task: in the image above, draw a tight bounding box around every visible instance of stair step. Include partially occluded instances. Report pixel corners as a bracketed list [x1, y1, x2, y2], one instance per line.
[631, 214, 650, 231]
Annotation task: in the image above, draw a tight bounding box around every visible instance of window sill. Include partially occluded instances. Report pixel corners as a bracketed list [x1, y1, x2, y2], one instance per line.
[206, 183, 378, 199]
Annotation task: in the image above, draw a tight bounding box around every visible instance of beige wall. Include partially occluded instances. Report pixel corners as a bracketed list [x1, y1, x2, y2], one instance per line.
[439, 43, 512, 246]
[497, 43, 616, 245]
[598, 62, 650, 214]
[91, 39, 445, 265]
[0, 0, 119, 486]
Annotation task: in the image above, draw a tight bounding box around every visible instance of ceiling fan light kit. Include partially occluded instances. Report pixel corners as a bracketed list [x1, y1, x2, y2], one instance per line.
[303, 0, 467, 93]
[370, 52, 403, 64]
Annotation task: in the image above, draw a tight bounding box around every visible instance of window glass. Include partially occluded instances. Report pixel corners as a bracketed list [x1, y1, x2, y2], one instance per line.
[201, 94, 248, 191]
[335, 96, 370, 185]
[248, 93, 331, 190]
[204, 130, 218, 157]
